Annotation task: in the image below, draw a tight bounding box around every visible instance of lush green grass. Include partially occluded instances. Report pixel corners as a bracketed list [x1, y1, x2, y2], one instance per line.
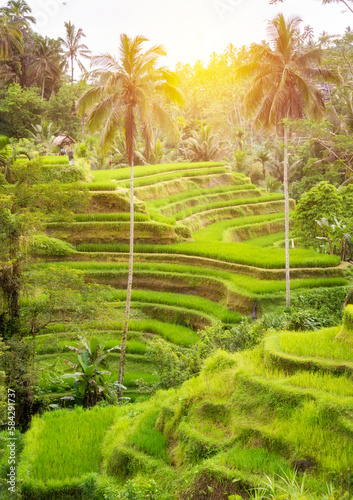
[174, 193, 284, 221]
[149, 183, 255, 209]
[18, 406, 117, 482]
[92, 162, 226, 182]
[193, 212, 286, 242]
[74, 213, 150, 222]
[279, 327, 353, 360]
[76, 241, 341, 269]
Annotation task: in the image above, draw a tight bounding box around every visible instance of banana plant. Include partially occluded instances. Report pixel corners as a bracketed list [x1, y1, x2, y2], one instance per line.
[62, 336, 124, 408]
[316, 217, 353, 261]
[0, 135, 31, 183]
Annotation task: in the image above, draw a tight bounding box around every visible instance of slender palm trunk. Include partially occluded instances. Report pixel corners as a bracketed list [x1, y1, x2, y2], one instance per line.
[118, 106, 135, 400]
[283, 126, 290, 307]
[41, 77, 45, 100]
[71, 55, 74, 83]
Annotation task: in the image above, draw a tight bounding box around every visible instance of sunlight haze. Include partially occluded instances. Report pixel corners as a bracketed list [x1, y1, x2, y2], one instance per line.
[25, 0, 349, 68]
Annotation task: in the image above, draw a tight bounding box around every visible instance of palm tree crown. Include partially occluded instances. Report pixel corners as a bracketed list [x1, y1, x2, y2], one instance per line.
[28, 37, 64, 99]
[243, 14, 339, 130]
[59, 21, 91, 83]
[0, 12, 23, 59]
[5, 0, 35, 27]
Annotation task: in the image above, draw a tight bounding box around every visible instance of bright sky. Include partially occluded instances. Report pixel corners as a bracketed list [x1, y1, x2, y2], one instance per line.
[25, 0, 350, 68]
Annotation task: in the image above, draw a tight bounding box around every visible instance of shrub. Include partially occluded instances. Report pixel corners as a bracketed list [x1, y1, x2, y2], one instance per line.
[293, 182, 343, 249]
[30, 235, 75, 257]
[117, 476, 162, 500]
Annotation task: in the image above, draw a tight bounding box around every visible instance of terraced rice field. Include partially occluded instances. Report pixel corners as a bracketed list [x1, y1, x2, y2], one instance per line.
[30, 160, 346, 401]
[18, 308, 353, 498]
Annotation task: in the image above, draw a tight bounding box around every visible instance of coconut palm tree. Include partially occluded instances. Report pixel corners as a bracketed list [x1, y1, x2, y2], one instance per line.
[240, 13, 340, 306]
[59, 21, 91, 83]
[182, 123, 228, 161]
[77, 34, 183, 398]
[0, 12, 23, 59]
[5, 0, 35, 27]
[28, 37, 64, 99]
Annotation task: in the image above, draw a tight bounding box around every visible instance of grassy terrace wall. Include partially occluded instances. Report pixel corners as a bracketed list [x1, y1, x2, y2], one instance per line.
[47, 221, 191, 245]
[17, 333, 353, 499]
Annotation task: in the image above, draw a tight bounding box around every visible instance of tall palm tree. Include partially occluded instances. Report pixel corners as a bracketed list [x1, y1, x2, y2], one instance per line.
[59, 21, 91, 83]
[240, 13, 340, 307]
[0, 12, 23, 59]
[78, 34, 183, 398]
[28, 37, 64, 99]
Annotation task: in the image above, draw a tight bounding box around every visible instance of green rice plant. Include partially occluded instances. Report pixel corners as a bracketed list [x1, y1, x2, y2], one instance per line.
[18, 406, 117, 482]
[13, 155, 70, 165]
[159, 189, 264, 216]
[118, 167, 229, 189]
[149, 183, 256, 209]
[86, 181, 118, 191]
[224, 219, 286, 243]
[39, 156, 70, 165]
[279, 327, 353, 360]
[246, 232, 287, 247]
[76, 241, 340, 269]
[52, 261, 347, 296]
[79, 318, 199, 346]
[175, 194, 284, 221]
[74, 213, 150, 222]
[127, 410, 169, 462]
[92, 162, 226, 182]
[108, 289, 242, 324]
[287, 371, 353, 397]
[193, 212, 286, 242]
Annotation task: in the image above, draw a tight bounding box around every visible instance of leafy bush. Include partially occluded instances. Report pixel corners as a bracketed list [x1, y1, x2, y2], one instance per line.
[293, 182, 343, 249]
[117, 476, 162, 500]
[30, 235, 75, 257]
